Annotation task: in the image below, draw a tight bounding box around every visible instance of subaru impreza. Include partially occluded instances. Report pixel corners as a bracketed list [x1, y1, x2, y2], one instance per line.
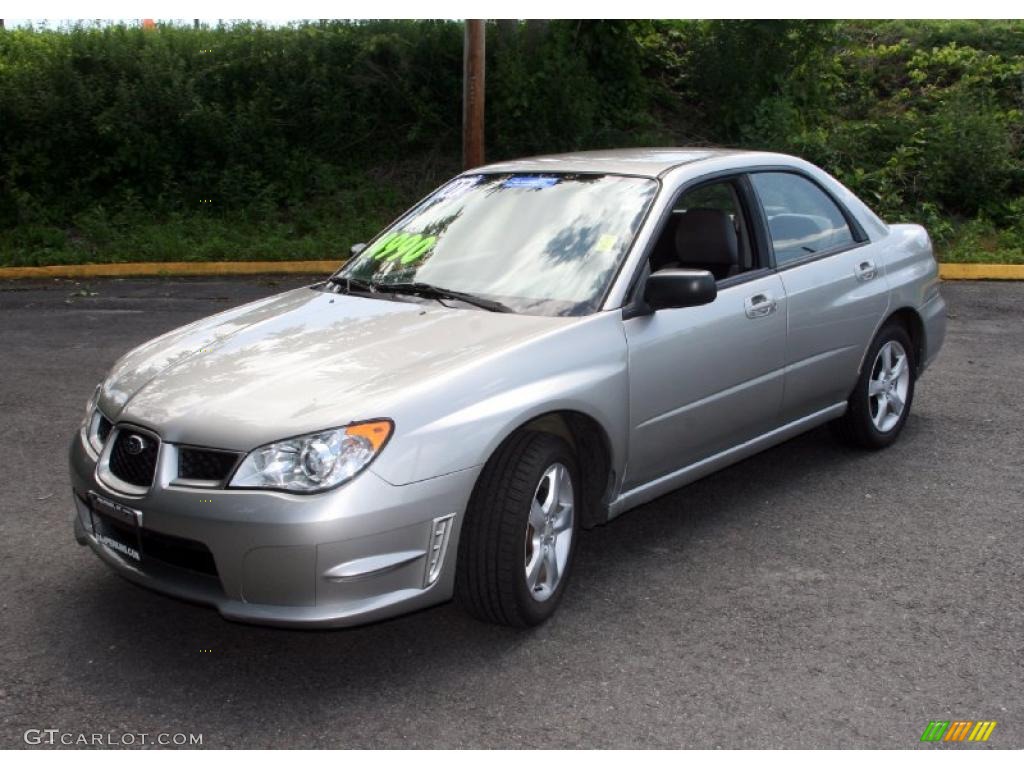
[71, 148, 946, 627]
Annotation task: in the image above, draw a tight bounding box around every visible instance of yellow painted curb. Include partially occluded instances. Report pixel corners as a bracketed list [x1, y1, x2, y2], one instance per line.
[0, 260, 342, 280]
[938, 263, 1024, 280]
[0, 260, 1021, 281]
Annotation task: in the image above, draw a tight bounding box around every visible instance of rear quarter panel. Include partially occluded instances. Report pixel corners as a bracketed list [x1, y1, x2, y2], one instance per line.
[874, 223, 946, 371]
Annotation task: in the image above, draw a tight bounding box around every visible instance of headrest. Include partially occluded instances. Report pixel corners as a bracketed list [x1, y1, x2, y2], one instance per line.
[675, 208, 739, 267]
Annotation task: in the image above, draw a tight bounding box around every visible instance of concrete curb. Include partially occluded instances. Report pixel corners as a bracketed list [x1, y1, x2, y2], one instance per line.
[0, 260, 341, 280]
[0, 260, 1021, 281]
[937, 263, 1024, 280]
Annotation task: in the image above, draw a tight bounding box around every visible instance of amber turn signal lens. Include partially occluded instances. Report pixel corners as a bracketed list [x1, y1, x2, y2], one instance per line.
[345, 420, 393, 452]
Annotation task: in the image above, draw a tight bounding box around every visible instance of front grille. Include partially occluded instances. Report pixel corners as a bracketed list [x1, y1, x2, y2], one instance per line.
[108, 429, 159, 487]
[178, 447, 240, 482]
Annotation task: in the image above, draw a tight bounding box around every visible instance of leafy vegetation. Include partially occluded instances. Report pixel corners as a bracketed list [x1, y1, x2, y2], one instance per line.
[1, 19, 1022, 266]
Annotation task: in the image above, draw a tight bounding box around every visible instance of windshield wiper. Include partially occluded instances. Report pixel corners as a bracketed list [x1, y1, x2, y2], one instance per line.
[383, 282, 514, 313]
[327, 275, 378, 294]
[327, 276, 513, 313]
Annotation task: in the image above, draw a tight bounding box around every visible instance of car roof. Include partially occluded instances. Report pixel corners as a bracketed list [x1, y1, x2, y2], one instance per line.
[471, 147, 758, 178]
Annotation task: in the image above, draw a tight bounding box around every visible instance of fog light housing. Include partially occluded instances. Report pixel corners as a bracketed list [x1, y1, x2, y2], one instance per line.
[424, 514, 455, 587]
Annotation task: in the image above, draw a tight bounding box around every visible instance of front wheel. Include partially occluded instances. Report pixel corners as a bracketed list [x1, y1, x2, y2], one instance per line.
[455, 431, 579, 627]
[832, 322, 916, 449]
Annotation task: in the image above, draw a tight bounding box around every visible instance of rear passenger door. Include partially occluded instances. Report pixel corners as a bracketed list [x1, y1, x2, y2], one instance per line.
[749, 171, 890, 422]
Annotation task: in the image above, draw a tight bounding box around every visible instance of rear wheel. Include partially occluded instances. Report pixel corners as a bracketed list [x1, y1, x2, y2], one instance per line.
[832, 322, 916, 449]
[455, 431, 579, 627]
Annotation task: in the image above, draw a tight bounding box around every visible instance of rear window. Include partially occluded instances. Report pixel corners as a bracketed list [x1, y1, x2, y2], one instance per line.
[751, 172, 856, 265]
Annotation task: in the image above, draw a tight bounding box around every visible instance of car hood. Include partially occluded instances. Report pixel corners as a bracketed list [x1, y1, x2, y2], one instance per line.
[99, 287, 572, 450]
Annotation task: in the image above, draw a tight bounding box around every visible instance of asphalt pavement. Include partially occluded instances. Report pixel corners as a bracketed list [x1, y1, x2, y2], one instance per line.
[0, 276, 1021, 748]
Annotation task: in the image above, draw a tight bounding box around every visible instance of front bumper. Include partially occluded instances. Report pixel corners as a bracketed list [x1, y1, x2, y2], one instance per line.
[69, 431, 479, 628]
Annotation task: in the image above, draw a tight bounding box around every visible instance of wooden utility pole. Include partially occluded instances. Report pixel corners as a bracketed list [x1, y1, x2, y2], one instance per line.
[462, 19, 486, 170]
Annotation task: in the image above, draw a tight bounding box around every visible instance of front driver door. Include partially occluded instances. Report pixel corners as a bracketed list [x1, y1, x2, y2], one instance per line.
[622, 271, 788, 491]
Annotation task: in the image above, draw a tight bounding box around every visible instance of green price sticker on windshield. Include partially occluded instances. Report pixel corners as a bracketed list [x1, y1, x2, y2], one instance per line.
[367, 232, 438, 265]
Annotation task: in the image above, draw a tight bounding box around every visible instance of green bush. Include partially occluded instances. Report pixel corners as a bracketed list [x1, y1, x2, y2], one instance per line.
[1, 19, 1022, 266]
[716, 21, 1024, 262]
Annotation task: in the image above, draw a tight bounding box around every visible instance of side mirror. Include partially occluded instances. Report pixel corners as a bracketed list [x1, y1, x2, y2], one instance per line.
[350, 243, 367, 258]
[643, 268, 717, 311]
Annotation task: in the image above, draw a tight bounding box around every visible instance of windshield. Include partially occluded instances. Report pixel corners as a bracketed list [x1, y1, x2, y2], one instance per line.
[337, 173, 658, 316]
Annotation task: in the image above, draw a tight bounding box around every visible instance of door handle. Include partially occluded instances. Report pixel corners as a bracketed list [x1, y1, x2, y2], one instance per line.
[855, 260, 877, 281]
[744, 293, 777, 319]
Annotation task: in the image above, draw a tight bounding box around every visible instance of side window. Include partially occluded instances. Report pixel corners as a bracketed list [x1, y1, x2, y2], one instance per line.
[648, 179, 756, 282]
[750, 172, 856, 266]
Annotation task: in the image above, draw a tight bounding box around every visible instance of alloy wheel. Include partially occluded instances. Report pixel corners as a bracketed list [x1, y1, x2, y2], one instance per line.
[868, 340, 911, 433]
[524, 462, 574, 602]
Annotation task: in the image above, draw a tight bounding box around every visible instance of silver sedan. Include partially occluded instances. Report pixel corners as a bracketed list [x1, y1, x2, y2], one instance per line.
[70, 148, 946, 628]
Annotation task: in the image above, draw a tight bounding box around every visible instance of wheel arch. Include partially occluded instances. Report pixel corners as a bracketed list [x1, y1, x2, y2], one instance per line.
[857, 304, 927, 380]
[481, 409, 616, 530]
[881, 306, 927, 375]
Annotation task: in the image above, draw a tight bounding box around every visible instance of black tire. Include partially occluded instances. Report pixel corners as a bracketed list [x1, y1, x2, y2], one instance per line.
[832, 321, 916, 450]
[455, 430, 580, 627]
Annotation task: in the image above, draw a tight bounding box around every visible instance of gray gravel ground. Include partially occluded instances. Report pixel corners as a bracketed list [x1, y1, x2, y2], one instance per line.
[0, 276, 1021, 749]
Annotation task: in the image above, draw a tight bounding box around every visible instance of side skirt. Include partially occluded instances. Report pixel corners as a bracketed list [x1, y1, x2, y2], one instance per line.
[608, 402, 848, 519]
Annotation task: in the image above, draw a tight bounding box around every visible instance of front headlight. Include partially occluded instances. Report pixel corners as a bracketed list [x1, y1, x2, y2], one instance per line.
[84, 384, 101, 419]
[80, 385, 112, 455]
[228, 420, 393, 493]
